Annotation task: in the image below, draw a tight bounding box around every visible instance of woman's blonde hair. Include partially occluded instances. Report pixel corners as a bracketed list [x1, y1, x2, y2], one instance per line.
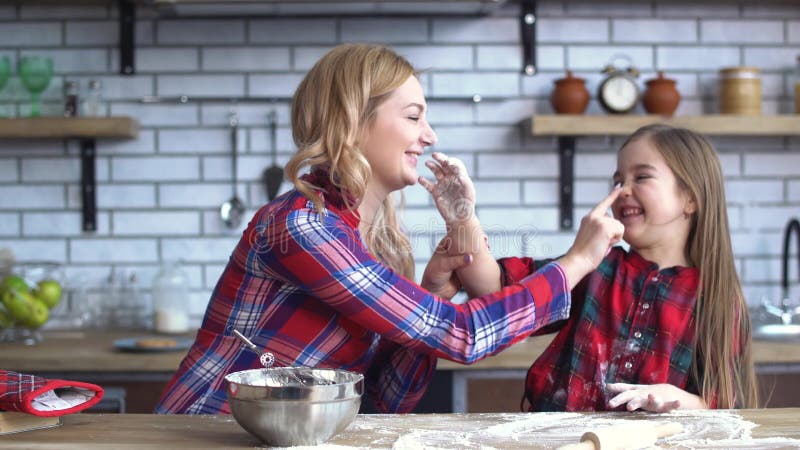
[622, 124, 757, 408]
[285, 43, 415, 279]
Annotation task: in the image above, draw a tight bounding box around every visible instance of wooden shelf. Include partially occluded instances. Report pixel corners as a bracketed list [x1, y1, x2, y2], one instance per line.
[0, 116, 140, 233]
[531, 114, 800, 231]
[531, 114, 800, 137]
[0, 117, 139, 139]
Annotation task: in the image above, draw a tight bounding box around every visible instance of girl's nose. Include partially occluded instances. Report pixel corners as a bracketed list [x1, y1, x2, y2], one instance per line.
[618, 180, 632, 196]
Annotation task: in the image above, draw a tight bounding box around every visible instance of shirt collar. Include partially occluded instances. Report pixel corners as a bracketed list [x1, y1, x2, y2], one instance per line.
[623, 247, 699, 280]
[299, 166, 361, 230]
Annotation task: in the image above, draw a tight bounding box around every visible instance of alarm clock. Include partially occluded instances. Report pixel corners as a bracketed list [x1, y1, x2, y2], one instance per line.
[598, 55, 640, 114]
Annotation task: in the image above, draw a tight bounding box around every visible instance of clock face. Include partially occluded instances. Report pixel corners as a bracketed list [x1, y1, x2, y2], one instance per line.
[600, 75, 639, 113]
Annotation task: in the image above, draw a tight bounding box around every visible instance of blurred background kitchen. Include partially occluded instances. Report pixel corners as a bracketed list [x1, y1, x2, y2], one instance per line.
[0, 0, 798, 412]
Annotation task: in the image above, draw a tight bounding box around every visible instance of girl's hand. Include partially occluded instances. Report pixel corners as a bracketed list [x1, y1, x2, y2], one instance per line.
[559, 187, 624, 281]
[419, 152, 475, 225]
[420, 236, 471, 300]
[607, 383, 705, 412]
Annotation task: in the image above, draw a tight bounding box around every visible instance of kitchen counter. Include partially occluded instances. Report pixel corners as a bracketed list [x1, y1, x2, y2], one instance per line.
[2, 408, 799, 448]
[3, 330, 800, 413]
[2, 330, 799, 373]
[0, 330, 197, 414]
[439, 334, 800, 370]
[0, 330, 194, 373]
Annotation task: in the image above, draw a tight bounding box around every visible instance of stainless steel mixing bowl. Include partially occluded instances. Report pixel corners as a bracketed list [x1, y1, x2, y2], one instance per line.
[225, 367, 364, 446]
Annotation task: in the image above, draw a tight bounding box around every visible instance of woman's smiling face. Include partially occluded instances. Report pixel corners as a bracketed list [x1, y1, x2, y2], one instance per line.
[360, 75, 437, 195]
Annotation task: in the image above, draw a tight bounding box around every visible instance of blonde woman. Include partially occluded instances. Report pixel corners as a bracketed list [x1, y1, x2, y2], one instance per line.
[155, 44, 618, 414]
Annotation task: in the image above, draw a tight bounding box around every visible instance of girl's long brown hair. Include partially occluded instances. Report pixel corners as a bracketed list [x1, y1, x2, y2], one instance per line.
[622, 124, 757, 408]
[284, 44, 415, 279]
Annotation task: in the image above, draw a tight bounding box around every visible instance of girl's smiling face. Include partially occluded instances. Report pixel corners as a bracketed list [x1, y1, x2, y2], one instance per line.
[612, 136, 696, 260]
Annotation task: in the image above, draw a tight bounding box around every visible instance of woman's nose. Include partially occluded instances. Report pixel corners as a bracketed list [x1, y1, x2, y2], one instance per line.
[421, 123, 437, 147]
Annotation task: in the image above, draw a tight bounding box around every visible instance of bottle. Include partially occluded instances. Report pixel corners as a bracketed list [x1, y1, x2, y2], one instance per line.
[63, 81, 79, 117]
[795, 55, 800, 114]
[151, 261, 191, 334]
[81, 79, 103, 117]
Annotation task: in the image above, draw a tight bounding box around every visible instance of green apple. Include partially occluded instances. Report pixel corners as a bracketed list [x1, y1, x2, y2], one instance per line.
[1, 275, 30, 295]
[1, 289, 32, 323]
[33, 279, 62, 309]
[0, 304, 12, 328]
[25, 299, 49, 329]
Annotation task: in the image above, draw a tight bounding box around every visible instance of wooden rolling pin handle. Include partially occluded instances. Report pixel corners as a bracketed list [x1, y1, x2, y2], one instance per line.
[655, 421, 683, 438]
[556, 422, 683, 450]
[556, 441, 596, 450]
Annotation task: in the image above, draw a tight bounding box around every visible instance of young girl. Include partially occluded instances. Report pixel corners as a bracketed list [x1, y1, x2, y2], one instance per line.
[427, 124, 757, 411]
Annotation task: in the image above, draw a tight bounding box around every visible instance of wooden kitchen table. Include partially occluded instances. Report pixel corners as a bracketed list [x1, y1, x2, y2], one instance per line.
[1, 408, 799, 449]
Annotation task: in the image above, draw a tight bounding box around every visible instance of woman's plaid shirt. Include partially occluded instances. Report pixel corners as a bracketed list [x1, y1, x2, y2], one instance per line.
[155, 171, 572, 414]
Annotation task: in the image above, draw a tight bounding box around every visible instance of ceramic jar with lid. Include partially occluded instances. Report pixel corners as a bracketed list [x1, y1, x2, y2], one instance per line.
[719, 67, 761, 115]
[550, 71, 590, 114]
[642, 71, 680, 116]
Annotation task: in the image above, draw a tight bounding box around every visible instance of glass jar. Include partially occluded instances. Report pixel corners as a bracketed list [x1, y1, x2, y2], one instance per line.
[151, 262, 190, 334]
[81, 79, 103, 117]
[63, 80, 79, 117]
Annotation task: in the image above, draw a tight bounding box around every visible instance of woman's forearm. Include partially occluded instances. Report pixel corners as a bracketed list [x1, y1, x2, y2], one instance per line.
[447, 216, 502, 297]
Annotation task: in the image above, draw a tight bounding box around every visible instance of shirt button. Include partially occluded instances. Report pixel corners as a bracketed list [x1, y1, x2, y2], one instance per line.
[651, 275, 659, 282]
[642, 303, 650, 310]
[634, 331, 642, 339]
[624, 361, 633, 369]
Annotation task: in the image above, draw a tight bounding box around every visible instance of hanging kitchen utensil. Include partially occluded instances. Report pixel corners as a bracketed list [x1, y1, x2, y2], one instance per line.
[219, 109, 246, 228]
[262, 110, 284, 201]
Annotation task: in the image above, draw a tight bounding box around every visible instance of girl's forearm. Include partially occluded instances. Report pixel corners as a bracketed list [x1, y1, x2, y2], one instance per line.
[678, 390, 708, 410]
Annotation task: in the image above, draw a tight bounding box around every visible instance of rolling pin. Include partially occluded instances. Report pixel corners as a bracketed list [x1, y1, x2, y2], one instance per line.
[556, 421, 683, 450]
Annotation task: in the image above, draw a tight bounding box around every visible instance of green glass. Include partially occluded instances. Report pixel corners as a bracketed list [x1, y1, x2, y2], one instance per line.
[18, 56, 53, 117]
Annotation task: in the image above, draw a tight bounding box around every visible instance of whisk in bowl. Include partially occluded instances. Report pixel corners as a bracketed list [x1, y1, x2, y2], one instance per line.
[231, 329, 333, 386]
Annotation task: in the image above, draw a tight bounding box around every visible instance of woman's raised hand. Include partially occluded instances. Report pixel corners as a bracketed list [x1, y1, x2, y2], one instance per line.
[419, 152, 475, 224]
[558, 187, 624, 286]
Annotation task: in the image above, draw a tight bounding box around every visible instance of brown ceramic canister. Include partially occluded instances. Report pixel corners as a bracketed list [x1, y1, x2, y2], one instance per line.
[642, 71, 680, 116]
[550, 71, 590, 114]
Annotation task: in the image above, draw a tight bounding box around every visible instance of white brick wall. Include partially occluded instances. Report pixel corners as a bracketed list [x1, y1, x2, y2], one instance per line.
[0, 1, 798, 329]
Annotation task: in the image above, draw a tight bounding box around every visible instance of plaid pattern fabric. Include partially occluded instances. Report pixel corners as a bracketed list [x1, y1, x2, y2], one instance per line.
[156, 169, 571, 414]
[0, 370, 103, 417]
[500, 247, 701, 412]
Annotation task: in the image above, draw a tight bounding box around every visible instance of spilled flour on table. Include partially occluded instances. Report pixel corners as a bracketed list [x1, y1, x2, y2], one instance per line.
[655, 409, 800, 449]
[271, 445, 361, 450]
[313, 410, 800, 449]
